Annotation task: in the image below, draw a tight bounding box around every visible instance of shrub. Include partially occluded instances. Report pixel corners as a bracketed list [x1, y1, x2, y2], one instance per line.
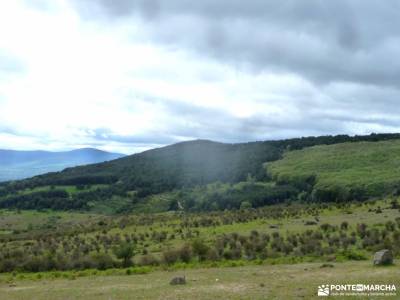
[385, 221, 396, 231]
[113, 243, 135, 268]
[0, 259, 17, 273]
[178, 244, 193, 263]
[341, 250, 367, 261]
[390, 199, 399, 209]
[138, 254, 159, 266]
[240, 201, 252, 210]
[162, 249, 180, 265]
[92, 253, 115, 270]
[340, 221, 349, 230]
[206, 247, 220, 261]
[191, 239, 209, 261]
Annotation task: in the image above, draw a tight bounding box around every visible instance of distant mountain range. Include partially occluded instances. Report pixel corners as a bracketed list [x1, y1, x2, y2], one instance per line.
[0, 148, 125, 182]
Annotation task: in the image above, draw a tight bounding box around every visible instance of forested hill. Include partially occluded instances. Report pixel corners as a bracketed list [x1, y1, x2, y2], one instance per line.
[5, 133, 400, 193]
[1, 133, 400, 213]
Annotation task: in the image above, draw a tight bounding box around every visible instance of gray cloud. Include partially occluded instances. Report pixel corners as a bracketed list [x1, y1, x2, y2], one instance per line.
[2, 1, 400, 153]
[71, 0, 400, 146]
[85, 127, 179, 145]
[74, 1, 400, 87]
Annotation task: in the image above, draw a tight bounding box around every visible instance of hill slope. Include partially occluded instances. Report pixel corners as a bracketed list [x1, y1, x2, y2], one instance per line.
[2, 133, 400, 212]
[11, 134, 400, 191]
[9, 140, 281, 191]
[0, 148, 125, 182]
[268, 139, 400, 201]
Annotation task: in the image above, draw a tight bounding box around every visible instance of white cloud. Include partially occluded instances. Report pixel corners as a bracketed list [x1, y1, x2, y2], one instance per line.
[0, 0, 399, 154]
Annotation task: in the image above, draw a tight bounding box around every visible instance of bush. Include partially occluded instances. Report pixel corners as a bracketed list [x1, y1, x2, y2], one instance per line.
[0, 259, 17, 273]
[240, 201, 252, 210]
[341, 250, 368, 261]
[92, 253, 115, 270]
[206, 247, 221, 261]
[191, 239, 209, 261]
[138, 254, 159, 266]
[113, 243, 135, 268]
[162, 249, 180, 265]
[22, 257, 45, 272]
[178, 244, 193, 263]
[340, 221, 349, 230]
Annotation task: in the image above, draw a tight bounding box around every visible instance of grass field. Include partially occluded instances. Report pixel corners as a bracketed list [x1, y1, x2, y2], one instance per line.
[15, 184, 109, 196]
[0, 209, 100, 232]
[0, 198, 398, 299]
[0, 198, 398, 265]
[268, 139, 400, 197]
[0, 261, 398, 299]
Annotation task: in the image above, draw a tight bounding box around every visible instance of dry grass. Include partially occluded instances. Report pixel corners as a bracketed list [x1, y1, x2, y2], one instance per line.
[0, 261, 398, 300]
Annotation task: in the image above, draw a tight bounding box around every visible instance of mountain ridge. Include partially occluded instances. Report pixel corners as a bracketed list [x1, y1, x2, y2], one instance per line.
[2, 133, 400, 213]
[0, 148, 125, 182]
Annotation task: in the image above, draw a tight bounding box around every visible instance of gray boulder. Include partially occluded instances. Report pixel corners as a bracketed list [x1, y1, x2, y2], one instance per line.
[170, 276, 186, 285]
[373, 249, 393, 265]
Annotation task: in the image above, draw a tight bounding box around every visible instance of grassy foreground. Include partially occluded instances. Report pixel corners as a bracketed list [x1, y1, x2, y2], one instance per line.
[0, 261, 398, 300]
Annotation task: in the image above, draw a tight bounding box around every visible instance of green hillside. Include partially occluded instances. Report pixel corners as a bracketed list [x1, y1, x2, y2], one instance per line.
[268, 139, 400, 201]
[2, 133, 400, 212]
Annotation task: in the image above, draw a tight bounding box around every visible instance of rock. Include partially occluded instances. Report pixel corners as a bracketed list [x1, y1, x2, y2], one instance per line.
[170, 276, 186, 285]
[373, 249, 393, 265]
[320, 263, 334, 268]
[269, 225, 279, 229]
[304, 221, 318, 226]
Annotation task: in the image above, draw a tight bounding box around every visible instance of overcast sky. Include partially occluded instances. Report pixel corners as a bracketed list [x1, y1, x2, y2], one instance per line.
[0, 1, 400, 154]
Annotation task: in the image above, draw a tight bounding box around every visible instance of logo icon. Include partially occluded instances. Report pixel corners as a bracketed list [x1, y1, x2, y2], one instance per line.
[356, 284, 364, 292]
[318, 285, 330, 296]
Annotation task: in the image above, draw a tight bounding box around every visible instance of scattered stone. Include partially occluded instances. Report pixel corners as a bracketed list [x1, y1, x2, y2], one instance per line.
[170, 276, 186, 285]
[320, 263, 334, 268]
[305, 221, 318, 226]
[373, 249, 393, 265]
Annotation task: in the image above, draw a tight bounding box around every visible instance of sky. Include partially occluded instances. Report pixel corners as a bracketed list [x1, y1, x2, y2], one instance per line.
[0, 1, 400, 154]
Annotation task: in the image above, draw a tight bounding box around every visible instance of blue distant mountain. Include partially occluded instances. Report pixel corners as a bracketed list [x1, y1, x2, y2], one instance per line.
[0, 148, 125, 182]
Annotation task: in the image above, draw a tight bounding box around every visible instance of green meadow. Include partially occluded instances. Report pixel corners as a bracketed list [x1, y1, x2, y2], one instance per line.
[268, 139, 400, 198]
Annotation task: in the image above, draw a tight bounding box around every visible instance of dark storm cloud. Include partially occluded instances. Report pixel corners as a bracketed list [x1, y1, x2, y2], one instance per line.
[74, 0, 400, 87]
